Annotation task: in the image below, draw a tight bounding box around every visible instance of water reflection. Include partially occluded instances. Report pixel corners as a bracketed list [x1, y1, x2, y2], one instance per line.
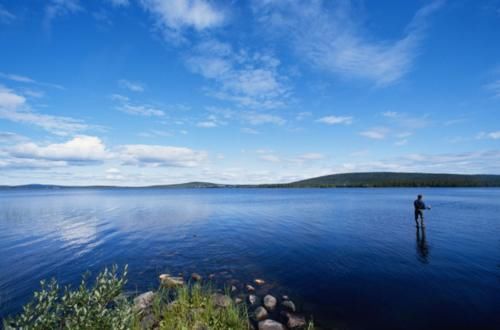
[416, 226, 429, 263]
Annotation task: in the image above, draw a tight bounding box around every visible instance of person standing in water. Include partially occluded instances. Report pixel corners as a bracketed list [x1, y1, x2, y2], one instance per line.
[414, 194, 431, 227]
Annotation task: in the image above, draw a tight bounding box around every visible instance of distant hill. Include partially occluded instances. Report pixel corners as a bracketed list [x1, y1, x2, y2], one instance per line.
[286, 172, 500, 187]
[2, 173, 500, 189]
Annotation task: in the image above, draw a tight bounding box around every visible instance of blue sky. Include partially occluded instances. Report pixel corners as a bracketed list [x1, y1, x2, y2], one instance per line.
[1, 0, 500, 185]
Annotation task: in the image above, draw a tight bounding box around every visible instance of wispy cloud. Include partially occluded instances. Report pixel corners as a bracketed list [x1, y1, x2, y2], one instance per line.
[0, 4, 16, 24]
[0, 72, 64, 90]
[140, 0, 225, 42]
[486, 79, 500, 98]
[241, 127, 260, 135]
[108, 0, 129, 7]
[254, 0, 443, 86]
[186, 39, 290, 109]
[0, 86, 86, 135]
[477, 131, 500, 140]
[242, 112, 286, 125]
[317, 115, 352, 125]
[360, 127, 389, 140]
[118, 79, 145, 92]
[119, 144, 207, 167]
[111, 94, 164, 117]
[44, 0, 83, 30]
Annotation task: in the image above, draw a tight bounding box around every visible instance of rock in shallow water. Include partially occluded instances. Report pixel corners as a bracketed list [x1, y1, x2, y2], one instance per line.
[254, 306, 268, 321]
[258, 319, 286, 330]
[246, 284, 256, 292]
[254, 278, 266, 285]
[286, 313, 307, 329]
[191, 273, 202, 281]
[159, 274, 184, 287]
[263, 294, 277, 311]
[281, 299, 296, 312]
[248, 294, 257, 305]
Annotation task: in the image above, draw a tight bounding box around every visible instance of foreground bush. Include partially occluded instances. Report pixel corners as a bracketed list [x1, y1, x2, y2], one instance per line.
[3, 265, 133, 330]
[153, 284, 249, 330]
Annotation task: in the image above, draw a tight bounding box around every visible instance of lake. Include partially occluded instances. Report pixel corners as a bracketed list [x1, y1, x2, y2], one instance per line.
[0, 188, 499, 329]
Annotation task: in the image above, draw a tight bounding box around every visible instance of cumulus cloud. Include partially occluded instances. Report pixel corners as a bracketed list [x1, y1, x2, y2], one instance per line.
[0, 86, 26, 109]
[119, 144, 207, 167]
[186, 39, 290, 109]
[140, 0, 225, 42]
[253, 0, 442, 86]
[10, 136, 108, 163]
[317, 115, 352, 125]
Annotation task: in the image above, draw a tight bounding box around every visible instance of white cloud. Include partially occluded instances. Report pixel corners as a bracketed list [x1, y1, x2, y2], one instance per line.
[196, 121, 217, 128]
[186, 39, 290, 109]
[111, 94, 164, 117]
[243, 112, 286, 125]
[296, 153, 324, 161]
[44, 0, 83, 29]
[382, 111, 399, 118]
[360, 127, 389, 140]
[118, 79, 144, 92]
[0, 87, 87, 135]
[259, 154, 281, 163]
[395, 139, 408, 146]
[254, 0, 442, 86]
[119, 144, 207, 167]
[140, 0, 225, 42]
[0, 86, 26, 109]
[119, 103, 164, 117]
[0, 5, 15, 23]
[0, 72, 64, 89]
[317, 115, 352, 125]
[241, 127, 260, 135]
[477, 131, 500, 140]
[10, 136, 108, 163]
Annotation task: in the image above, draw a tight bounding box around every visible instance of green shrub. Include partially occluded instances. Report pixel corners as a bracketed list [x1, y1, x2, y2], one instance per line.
[153, 283, 249, 330]
[3, 265, 133, 330]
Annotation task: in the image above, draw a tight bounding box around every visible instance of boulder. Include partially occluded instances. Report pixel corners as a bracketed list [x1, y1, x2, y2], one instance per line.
[254, 306, 268, 321]
[212, 293, 232, 308]
[234, 297, 243, 304]
[258, 319, 286, 330]
[286, 313, 307, 329]
[191, 273, 202, 281]
[282, 295, 289, 300]
[254, 278, 266, 285]
[133, 291, 155, 313]
[263, 294, 277, 311]
[281, 300, 296, 312]
[231, 285, 238, 293]
[248, 294, 258, 305]
[246, 284, 256, 292]
[159, 274, 184, 287]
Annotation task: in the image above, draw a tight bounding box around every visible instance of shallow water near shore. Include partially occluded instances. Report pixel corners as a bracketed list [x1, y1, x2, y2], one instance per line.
[0, 188, 499, 329]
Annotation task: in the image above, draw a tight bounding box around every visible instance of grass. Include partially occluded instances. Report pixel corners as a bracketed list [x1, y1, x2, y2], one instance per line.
[151, 284, 249, 330]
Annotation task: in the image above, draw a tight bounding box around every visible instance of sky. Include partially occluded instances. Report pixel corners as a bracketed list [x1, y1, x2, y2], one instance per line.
[1, 0, 500, 186]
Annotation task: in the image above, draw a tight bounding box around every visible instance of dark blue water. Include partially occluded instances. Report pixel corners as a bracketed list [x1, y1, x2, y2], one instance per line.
[0, 188, 499, 329]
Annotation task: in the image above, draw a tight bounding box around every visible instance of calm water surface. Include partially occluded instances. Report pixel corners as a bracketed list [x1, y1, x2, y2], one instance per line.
[0, 188, 499, 329]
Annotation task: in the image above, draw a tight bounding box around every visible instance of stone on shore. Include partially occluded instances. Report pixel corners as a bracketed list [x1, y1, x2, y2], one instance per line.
[263, 294, 277, 311]
[281, 299, 296, 312]
[246, 284, 256, 292]
[191, 273, 202, 281]
[231, 285, 237, 292]
[254, 306, 268, 321]
[159, 274, 184, 287]
[234, 297, 243, 304]
[258, 319, 286, 330]
[248, 294, 257, 305]
[212, 293, 231, 308]
[286, 313, 307, 329]
[254, 278, 266, 285]
[133, 291, 155, 313]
